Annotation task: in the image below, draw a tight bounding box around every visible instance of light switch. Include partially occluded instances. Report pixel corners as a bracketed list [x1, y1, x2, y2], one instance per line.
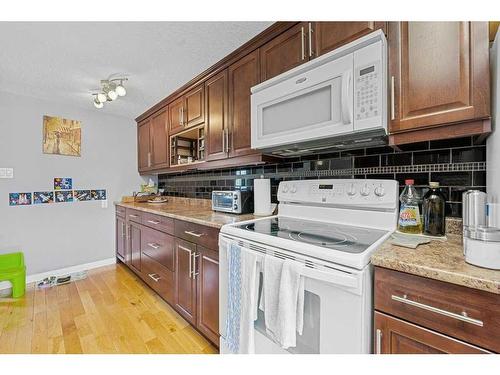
[101, 199, 108, 209]
[0, 168, 13, 179]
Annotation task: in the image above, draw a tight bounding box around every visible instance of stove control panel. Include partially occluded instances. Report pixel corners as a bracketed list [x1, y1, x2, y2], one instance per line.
[278, 179, 398, 210]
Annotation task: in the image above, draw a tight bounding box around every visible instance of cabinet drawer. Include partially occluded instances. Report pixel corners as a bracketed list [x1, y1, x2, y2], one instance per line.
[375, 267, 500, 352]
[126, 209, 143, 224]
[141, 253, 174, 304]
[374, 312, 490, 354]
[142, 212, 174, 234]
[174, 219, 219, 250]
[116, 206, 126, 218]
[141, 226, 175, 272]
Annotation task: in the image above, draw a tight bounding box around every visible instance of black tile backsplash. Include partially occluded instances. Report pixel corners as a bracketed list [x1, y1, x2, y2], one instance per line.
[158, 136, 486, 218]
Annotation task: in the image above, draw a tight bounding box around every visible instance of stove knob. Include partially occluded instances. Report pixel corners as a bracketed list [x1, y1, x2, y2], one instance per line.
[374, 184, 385, 197]
[347, 183, 357, 196]
[360, 183, 371, 196]
[282, 184, 289, 193]
[290, 184, 297, 193]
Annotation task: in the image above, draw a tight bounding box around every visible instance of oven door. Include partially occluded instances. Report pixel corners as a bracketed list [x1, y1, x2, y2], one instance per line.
[219, 235, 372, 354]
[251, 53, 354, 151]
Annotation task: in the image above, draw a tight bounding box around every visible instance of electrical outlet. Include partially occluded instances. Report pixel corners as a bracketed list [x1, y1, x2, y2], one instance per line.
[0, 168, 13, 179]
[101, 199, 108, 209]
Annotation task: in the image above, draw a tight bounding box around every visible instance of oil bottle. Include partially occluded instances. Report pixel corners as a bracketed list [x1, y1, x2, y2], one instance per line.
[423, 182, 446, 236]
[398, 179, 423, 234]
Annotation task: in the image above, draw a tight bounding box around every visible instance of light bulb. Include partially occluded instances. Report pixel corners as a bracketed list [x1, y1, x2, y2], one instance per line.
[93, 98, 103, 109]
[115, 84, 126, 97]
[107, 90, 118, 101]
[97, 93, 107, 103]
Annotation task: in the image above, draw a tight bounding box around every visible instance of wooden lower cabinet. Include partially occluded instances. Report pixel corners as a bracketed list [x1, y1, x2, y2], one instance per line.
[174, 239, 197, 324]
[197, 246, 219, 344]
[117, 210, 220, 347]
[115, 216, 126, 262]
[128, 222, 142, 273]
[374, 312, 489, 354]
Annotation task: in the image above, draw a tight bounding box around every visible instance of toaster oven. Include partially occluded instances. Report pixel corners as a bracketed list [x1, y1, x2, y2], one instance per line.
[212, 190, 253, 214]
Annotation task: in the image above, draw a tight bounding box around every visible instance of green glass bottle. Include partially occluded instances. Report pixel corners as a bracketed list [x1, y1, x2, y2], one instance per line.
[423, 182, 446, 236]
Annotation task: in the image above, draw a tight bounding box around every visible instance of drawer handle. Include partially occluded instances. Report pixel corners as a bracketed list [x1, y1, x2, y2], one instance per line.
[147, 242, 160, 249]
[148, 273, 161, 282]
[391, 294, 484, 327]
[129, 214, 139, 218]
[147, 220, 160, 225]
[184, 230, 205, 238]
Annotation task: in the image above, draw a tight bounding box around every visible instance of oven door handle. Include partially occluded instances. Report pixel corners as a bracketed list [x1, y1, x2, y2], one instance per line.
[301, 266, 359, 289]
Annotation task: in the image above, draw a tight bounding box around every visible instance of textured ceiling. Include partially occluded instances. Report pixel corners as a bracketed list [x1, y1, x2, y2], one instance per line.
[0, 22, 272, 119]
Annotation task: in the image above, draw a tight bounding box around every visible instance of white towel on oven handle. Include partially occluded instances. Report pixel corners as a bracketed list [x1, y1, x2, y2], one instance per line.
[239, 248, 263, 354]
[278, 259, 305, 349]
[260, 256, 305, 349]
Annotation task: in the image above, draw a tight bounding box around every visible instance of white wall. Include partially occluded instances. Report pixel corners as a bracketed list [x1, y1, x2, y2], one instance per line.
[0, 91, 146, 275]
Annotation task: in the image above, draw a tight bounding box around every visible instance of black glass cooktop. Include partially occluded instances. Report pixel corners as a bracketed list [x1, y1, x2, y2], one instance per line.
[236, 216, 388, 254]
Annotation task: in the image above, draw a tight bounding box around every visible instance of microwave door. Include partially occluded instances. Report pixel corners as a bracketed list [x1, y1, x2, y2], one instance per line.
[252, 53, 354, 150]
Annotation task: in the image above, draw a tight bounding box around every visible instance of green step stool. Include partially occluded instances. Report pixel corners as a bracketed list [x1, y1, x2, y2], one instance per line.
[0, 252, 26, 298]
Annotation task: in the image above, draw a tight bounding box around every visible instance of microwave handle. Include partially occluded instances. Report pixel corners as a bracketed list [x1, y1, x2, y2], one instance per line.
[341, 70, 352, 125]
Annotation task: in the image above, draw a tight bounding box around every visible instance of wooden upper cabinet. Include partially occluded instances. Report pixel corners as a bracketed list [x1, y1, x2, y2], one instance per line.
[260, 22, 309, 81]
[313, 22, 387, 57]
[389, 22, 490, 134]
[374, 312, 490, 354]
[206, 70, 229, 161]
[137, 119, 151, 171]
[228, 50, 260, 158]
[169, 96, 184, 135]
[150, 108, 169, 169]
[184, 84, 205, 128]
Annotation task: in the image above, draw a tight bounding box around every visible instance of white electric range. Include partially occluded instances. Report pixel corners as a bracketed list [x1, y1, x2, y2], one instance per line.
[219, 178, 399, 354]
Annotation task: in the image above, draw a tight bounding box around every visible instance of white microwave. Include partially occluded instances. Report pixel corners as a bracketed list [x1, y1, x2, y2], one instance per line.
[251, 30, 387, 156]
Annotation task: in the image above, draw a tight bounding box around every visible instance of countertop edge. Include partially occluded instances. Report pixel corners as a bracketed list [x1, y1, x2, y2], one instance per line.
[372, 251, 500, 295]
[115, 202, 223, 228]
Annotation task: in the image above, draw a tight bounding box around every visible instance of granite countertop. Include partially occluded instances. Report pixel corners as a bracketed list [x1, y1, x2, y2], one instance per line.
[372, 234, 500, 295]
[115, 199, 261, 229]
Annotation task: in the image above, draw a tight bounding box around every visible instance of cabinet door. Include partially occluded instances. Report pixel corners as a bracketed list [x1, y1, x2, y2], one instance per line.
[150, 108, 169, 169]
[169, 96, 184, 135]
[260, 22, 308, 81]
[196, 246, 219, 345]
[184, 84, 205, 128]
[137, 119, 151, 171]
[205, 70, 228, 161]
[228, 50, 260, 158]
[174, 239, 197, 324]
[389, 22, 490, 133]
[115, 216, 126, 261]
[129, 222, 142, 272]
[313, 22, 386, 57]
[374, 312, 490, 354]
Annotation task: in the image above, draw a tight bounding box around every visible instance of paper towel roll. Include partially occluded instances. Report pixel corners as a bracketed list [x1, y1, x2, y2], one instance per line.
[253, 178, 272, 216]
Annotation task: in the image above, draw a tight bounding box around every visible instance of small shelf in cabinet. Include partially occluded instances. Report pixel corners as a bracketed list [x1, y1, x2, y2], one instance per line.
[170, 125, 206, 167]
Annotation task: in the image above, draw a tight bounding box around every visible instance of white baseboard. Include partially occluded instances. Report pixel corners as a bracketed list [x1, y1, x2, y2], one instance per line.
[0, 257, 116, 291]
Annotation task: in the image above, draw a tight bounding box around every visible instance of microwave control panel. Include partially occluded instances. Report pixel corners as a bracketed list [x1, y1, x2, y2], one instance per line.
[354, 60, 381, 121]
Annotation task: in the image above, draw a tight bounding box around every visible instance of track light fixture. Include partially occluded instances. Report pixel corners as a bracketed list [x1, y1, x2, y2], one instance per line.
[91, 77, 128, 109]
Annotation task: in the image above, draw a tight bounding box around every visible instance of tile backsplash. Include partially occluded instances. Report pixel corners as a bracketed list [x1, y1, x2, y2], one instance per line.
[158, 136, 487, 217]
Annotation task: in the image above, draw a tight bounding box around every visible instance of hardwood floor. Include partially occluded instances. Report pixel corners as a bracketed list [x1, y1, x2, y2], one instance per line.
[0, 263, 218, 354]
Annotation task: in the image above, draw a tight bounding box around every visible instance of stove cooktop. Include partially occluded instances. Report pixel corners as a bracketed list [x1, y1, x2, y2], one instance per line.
[234, 216, 389, 254]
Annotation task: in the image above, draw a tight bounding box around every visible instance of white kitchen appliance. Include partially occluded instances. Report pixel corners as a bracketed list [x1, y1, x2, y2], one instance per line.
[219, 178, 398, 353]
[251, 30, 387, 156]
[462, 31, 500, 270]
